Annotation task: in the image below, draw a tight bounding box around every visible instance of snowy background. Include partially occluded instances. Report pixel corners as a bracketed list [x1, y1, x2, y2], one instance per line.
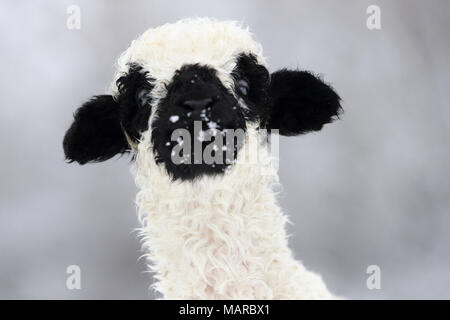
[1, 0, 449, 299]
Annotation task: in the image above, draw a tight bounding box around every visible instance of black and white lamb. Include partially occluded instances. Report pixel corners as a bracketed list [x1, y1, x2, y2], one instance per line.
[63, 18, 342, 299]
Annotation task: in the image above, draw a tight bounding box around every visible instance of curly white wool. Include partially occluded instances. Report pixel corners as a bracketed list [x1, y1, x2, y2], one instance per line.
[134, 126, 333, 299]
[111, 18, 265, 99]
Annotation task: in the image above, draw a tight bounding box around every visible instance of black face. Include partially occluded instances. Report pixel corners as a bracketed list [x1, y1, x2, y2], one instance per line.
[63, 53, 342, 181]
[150, 55, 271, 181]
[151, 64, 243, 180]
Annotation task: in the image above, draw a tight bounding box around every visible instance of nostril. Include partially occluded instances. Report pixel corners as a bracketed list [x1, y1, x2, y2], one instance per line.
[183, 98, 214, 110]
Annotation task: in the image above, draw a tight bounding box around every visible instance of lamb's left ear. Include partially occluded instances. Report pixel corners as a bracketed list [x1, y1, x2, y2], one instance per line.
[265, 69, 342, 136]
[63, 95, 129, 164]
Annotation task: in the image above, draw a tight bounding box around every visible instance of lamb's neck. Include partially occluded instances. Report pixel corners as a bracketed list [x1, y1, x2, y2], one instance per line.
[133, 129, 296, 298]
[137, 166, 290, 297]
[135, 157, 281, 226]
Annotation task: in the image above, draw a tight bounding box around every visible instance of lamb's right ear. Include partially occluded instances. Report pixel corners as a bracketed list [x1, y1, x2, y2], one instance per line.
[63, 95, 128, 164]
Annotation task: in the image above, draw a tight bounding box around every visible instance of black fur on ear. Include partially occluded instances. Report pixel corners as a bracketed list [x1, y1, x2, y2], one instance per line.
[266, 69, 342, 136]
[63, 95, 129, 164]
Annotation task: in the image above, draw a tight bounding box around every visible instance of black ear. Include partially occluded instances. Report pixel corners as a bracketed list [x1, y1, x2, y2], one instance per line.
[266, 69, 342, 136]
[63, 95, 129, 164]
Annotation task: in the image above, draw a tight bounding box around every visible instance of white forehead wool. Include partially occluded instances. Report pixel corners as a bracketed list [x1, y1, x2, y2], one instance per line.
[110, 18, 266, 97]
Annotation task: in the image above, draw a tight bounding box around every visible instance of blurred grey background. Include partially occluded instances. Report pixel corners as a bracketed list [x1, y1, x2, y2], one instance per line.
[1, 0, 449, 299]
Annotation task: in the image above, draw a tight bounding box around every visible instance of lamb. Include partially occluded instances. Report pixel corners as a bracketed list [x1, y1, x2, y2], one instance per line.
[63, 18, 342, 299]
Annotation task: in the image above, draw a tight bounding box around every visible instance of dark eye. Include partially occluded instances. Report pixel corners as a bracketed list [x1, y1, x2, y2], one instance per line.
[238, 79, 249, 96]
[136, 87, 151, 107]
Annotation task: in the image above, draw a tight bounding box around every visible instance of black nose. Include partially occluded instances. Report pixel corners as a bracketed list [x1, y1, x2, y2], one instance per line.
[183, 98, 214, 110]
